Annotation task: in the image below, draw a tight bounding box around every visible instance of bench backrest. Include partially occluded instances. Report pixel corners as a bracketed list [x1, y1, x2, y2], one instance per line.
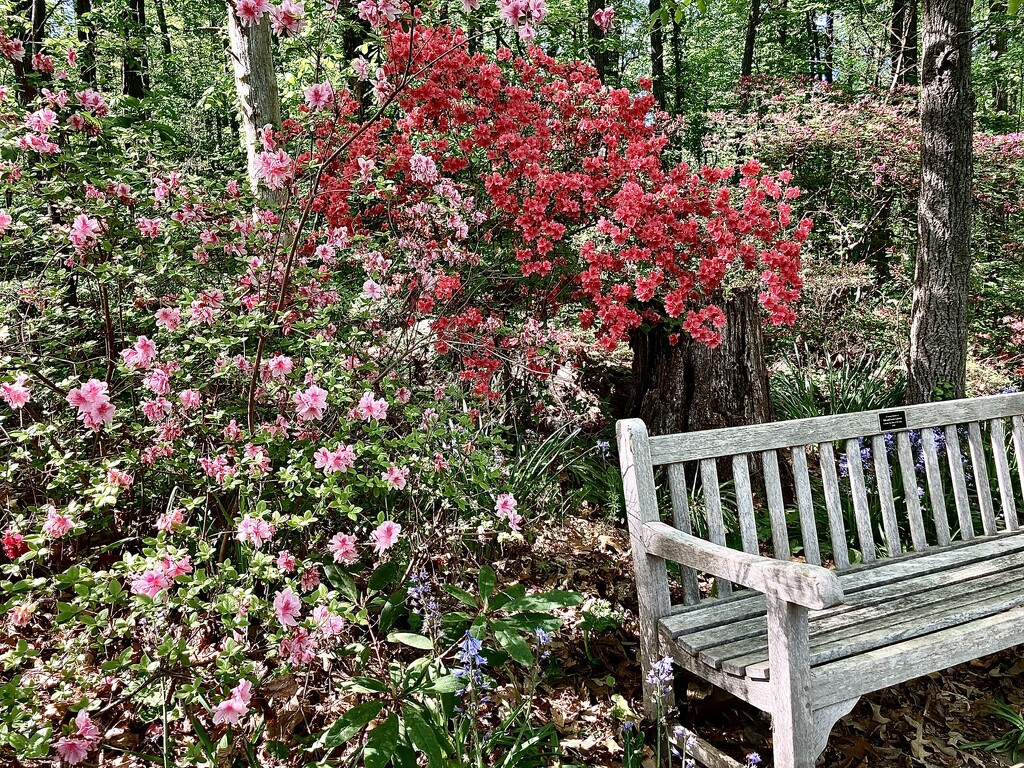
[626, 392, 1024, 602]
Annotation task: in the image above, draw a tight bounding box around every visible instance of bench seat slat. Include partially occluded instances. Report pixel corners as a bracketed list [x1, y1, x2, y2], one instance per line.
[674, 543, 1024, 657]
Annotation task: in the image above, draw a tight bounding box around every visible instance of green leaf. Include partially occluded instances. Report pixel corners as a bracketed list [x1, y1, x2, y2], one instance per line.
[368, 560, 400, 592]
[323, 565, 359, 602]
[1009, 0, 1020, 14]
[478, 565, 496, 602]
[423, 674, 461, 693]
[502, 591, 583, 612]
[492, 621, 534, 666]
[317, 701, 384, 749]
[364, 714, 399, 768]
[443, 584, 477, 608]
[388, 632, 433, 651]
[403, 705, 445, 766]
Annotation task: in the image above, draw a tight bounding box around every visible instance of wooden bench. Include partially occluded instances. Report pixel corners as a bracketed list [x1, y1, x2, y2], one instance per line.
[618, 393, 1024, 767]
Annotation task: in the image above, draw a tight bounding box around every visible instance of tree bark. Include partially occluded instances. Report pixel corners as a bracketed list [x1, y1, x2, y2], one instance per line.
[989, 0, 1008, 112]
[75, 0, 98, 87]
[889, 0, 919, 86]
[741, 0, 761, 77]
[122, 0, 150, 97]
[908, 0, 973, 404]
[671, 19, 684, 113]
[823, 12, 835, 82]
[13, 0, 47, 104]
[627, 291, 770, 436]
[587, 0, 615, 82]
[155, 0, 173, 55]
[226, 3, 282, 195]
[650, 0, 667, 106]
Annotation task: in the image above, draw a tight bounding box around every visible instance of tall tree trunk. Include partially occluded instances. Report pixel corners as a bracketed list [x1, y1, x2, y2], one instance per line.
[122, 0, 150, 97]
[627, 291, 770, 436]
[75, 0, 98, 87]
[908, 0, 973, 404]
[650, 0, 667, 106]
[671, 19, 684, 113]
[889, 0, 919, 86]
[226, 4, 282, 195]
[805, 11, 821, 77]
[823, 12, 835, 82]
[741, 0, 761, 77]
[587, 0, 614, 82]
[989, 0, 1008, 112]
[13, 0, 47, 104]
[155, 0, 172, 55]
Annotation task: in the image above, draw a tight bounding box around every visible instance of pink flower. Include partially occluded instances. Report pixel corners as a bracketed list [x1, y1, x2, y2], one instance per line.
[328, 532, 358, 564]
[270, 0, 306, 35]
[155, 508, 184, 531]
[236, 516, 276, 548]
[234, 0, 271, 23]
[141, 397, 172, 422]
[1, 373, 31, 409]
[42, 505, 73, 538]
[143, 368, 171, 395]
[69, 214, 102, 253]
[352, 57, 370, 80]
[409, 153, 438, 184]
[67, 378, 115, 431]
[356, 391, 388, 421]
[267, 354, 293, 379]
[179, 389, 201, 411]
[273, 587, 302, 627]
[363, 279, 385, 300]
[304, 82, 333, 110]
[280, 626, 318, 664]
[121, 335, 158, 369]
[370, 521, 401, 554]
[137, 217, 162, 238]
[163, 555, 192, 578]
[313, 605, 346, 637]
[395, 387, 411, 404]
[67, 47, 77, 66]
[107, 468, 133, 487]
[74, 710, 100, 743]
[314, 444, 356, 474]
[382, 465, 410, 490]
[211, 680, 252, 725]
[25, 107, 57, 133]
[253, 149, 294, 190]
[0, 210, 12, 233]
[277, 550, 296, 572]
[293, 384, 328, 421]
[495, 492, 523, 531]
[155, 307, 181, 331]
[3, 530, 28, 558]
[130, 568, 170, 599]
[54, 737, 91, 764]
[300, 567, 320, 591]
[592, 6, 614, 31]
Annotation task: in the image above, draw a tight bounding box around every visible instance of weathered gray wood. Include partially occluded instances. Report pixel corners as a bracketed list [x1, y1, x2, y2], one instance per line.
[1012, 416, 1024, 508]
[810, 699, 859, 760]
[667, 463, 701, 606]
[618, 419, 674, 721]
[733, 454, 760, 556]
[700, 458, 732, 598]
[920, 427, 951, 546]
[766, 596, 816, 768]
[643, 522, 844, 610]
[672, 727, 745, 768]
[896, 431, 929, 551]
[791, 447, 820, 567]
[845, 438, 877, 561]
[968, 421, 998, 535]
[990, 418, 1018, 531]
[762, 450, 791, 561]
[811, 604, 1024, 709]
[819, 442, 850, 570]
[648, 393, 1024, 464]
[944, 425, 974, 539]
[870, 435, 903, 556]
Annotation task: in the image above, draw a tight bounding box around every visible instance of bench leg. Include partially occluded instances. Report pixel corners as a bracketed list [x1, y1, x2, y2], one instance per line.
[809, 698, 859, 760]
[767, 597, 815, 768]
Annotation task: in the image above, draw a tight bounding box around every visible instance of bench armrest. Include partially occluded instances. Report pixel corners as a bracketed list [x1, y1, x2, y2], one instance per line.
[642, 521, 844, 610]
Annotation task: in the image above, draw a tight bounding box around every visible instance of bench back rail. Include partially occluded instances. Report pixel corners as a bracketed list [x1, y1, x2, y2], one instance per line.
[629, 392, 1024, 604]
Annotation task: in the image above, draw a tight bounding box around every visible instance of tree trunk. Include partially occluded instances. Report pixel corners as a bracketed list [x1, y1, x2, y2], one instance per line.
[650, 0, 667, 106]
[13, 0, 47, 104]
[226, 3, 282, 195]
[627, 291, 770, 436]
[671, 19, 684, 113]
[122, 0, 150, 97]
[989, 0, 1008, 112]
[889, 0, 919, 86]
[805, 11, 821, 77]
[823, 12, 835, 82]
[155, 0, 173, 55]
[741, 0, 761, 77]
[908, 0, 973, 404]
[75, 0, 98, 87]
[587, 0, 614, 82]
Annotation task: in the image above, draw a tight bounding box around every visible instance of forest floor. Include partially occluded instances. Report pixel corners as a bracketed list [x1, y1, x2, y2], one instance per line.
[522, 512, 1024, 767]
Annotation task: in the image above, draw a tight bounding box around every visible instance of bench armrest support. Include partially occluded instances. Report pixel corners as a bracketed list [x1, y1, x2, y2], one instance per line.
[642, 521, 844, 610]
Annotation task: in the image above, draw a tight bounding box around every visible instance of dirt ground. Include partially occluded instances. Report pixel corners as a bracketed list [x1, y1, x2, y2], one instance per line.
[522, 513, 1024, 767]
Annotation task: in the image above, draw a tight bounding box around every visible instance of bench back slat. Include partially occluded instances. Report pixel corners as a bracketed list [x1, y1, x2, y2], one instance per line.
[699, 458, 732, 597]
[845, 436, 877, 562]
[967, 421, 998, 535]
[920, 427, 951, 546]
[871, 434, 903, 554]
[666, 463, 701, 605]
[791, 447, 821, 566]
[944, 424, 975, 539]
[762, 449, 791, 560]
[733, 455, 760, 555]
[1012, 416, 1024, 514]
[990, 418, 1018, 531]
[819, 442, 850, 569]
[895, 431, 929, 551]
